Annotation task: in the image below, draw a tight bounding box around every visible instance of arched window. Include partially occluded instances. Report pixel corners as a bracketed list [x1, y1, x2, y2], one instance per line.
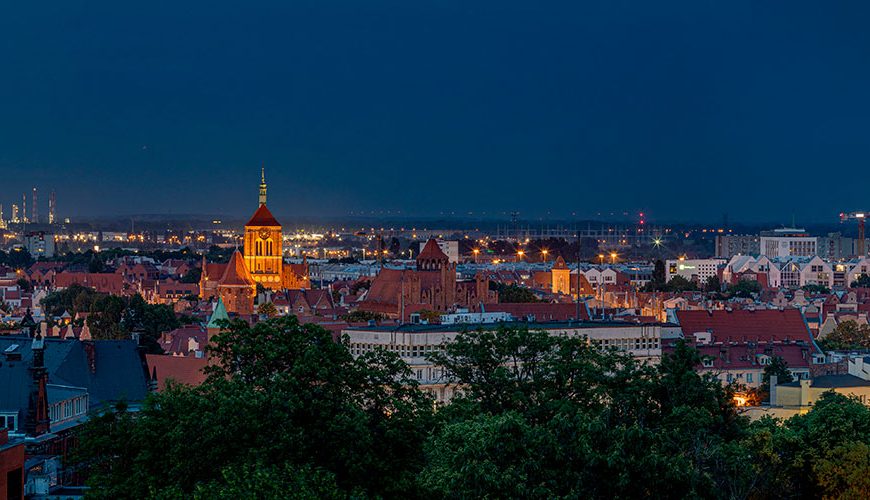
[256, 240, 262, 256]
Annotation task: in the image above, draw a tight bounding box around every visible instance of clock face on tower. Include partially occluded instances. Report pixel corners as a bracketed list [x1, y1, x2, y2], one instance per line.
[258, 229, 271, 240]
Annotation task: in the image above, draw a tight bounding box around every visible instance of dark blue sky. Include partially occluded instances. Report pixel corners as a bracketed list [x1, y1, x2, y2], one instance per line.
[2, 1, 870, 223]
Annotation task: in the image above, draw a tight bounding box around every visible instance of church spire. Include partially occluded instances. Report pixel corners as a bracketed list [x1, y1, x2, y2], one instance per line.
[259, 165, 267, 205]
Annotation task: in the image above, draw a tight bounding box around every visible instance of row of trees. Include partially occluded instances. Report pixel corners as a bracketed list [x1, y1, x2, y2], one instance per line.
[76, 320, 870, 498]
[41, 284, 185, 352]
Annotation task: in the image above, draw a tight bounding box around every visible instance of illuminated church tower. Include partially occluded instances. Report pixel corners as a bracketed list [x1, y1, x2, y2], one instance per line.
[244, 167, 284, 289]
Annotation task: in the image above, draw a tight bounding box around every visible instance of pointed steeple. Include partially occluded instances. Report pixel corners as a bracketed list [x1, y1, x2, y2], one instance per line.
[259, 165, 267, 206]
[207, 297, 230, 328]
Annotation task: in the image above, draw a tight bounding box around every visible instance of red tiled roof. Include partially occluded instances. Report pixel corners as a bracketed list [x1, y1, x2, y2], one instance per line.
[220, 251, 255, 287]
[486, 302, 590, 321]
[146, 354, 209, 391]
[417, 239, 448, 261]
[364, 269, 410, 307]
[676, 309, 813, 343]
[246, 204, 281, 227]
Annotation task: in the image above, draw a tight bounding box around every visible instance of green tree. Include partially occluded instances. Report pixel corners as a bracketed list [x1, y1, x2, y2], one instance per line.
[652, 259, 666, 288]
[819, 320, 870, 351]
[728, 279, 761, 298]
[257, 301, 278, 318]
[665, 275, 697, 292]
[851, 274, 870, 288]
[179, 267, 202, 284]
[341, 310, 384, 323]
[759, 355, 794, 402]
[704, 274, 722, 293]
[76, 316, 433, 498]
[490, 283, 540, 303]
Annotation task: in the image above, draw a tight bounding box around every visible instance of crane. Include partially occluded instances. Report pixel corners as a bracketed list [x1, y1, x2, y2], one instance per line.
[840, 212, 868, 257]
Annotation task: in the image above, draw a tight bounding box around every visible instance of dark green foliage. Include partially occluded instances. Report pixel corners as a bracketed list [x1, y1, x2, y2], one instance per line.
[179, 267, 202, 283]
[665, 275, 697, 292]
[802, 283, 830, 294]
[652, 259, 666, 287]
[41, 286, 178, 351]
[341, 310, 384, 323]
[490, 282, 540, 302]
[704, 274, 721, 292]
[819, 320, 870, 351]
[75, 317, 433, 498]
[77, 323, 870, 498]
[851, 273, 870, 288]
[727, 279, 761, 298]
[0, 248, 34, 270]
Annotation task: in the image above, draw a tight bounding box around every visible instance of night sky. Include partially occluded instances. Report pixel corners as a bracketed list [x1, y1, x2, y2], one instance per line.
[2, 1, 870, 223]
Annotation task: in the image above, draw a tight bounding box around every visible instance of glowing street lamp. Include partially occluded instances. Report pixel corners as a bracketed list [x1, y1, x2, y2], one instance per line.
[541, 249, 548, 262]
[517, 250, 525, 261]
[610, 252, 618, 264]
[598, 254, 605, 265]
[472, 248, 480, 263]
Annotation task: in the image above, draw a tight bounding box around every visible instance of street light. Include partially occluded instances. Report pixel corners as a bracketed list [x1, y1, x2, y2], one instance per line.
[598, 254, 604, 265]
[517, 250, 525, 261]
[472, 248, 480, 263]
[610, 252, 618, 264]
[541, 249, 548, 262]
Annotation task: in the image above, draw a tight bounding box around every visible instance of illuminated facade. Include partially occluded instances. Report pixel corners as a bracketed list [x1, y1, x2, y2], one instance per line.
[551, 256, 570, 295]
[200, 169, 309, 305]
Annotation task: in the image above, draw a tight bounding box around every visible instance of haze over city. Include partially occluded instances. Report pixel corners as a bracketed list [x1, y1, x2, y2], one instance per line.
[4, 1, 870, 222]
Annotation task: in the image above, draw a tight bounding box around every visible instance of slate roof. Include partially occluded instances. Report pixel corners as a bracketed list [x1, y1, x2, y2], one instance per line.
[0, 337, 149, 414]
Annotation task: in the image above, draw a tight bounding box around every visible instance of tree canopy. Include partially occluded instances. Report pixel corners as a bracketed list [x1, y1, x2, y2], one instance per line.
[76, 322, 870, 498]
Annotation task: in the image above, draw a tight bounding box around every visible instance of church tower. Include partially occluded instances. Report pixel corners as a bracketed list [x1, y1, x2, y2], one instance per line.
[551, 256, 570, 295]
[259, 166, 267, 206]
[244, 168, 284, 289]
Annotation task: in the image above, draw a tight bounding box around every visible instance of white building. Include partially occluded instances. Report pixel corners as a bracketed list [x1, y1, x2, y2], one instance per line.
[759, 228, 817, 258]
[23, 232, 56, 258]
[344, 321, 678, 403]
[665, 258, 725, 285]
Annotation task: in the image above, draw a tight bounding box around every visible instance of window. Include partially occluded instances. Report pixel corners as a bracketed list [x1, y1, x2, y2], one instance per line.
[746, 373, 753, 383]
[702, 358, 714, 368]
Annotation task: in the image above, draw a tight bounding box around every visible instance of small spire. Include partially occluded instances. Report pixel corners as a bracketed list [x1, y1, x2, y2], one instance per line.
[258, 165, 268, 206]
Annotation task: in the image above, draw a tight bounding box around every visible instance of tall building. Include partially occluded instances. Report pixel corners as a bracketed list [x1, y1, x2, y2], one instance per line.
[759, 228, 817, 257]
[22, 193, 27, 224]
[0, 204, 6, 229]
[200, 169, 309, 313]
[48, 190, 56, 224]
[714, 234, 760, 258]
[32, 187, 38, 224]
[11, 204, 19, 223]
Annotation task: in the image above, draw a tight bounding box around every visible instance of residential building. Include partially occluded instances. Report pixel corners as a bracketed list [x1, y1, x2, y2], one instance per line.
[715, 234, 760, 258]
[345, 321, 678, 403]
[23, 232, 55, 258]
[670, 309, 824, 388]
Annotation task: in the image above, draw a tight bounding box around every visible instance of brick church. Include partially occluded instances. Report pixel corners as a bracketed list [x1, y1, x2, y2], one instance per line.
[200, 169, 309, 315]
[360, 239, 497, 320]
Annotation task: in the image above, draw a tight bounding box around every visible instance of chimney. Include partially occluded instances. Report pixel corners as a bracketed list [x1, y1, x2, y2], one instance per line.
[83, 341, 96, 374]
[25, 333, 50, 436]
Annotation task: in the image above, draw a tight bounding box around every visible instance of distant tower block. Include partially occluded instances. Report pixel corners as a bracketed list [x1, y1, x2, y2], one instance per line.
[0, 204, 6, 229]
[22, 193, 27, 223]
[48, 190, 56, 224]
[259, 166, 267, 205]
[32, 187, 38, 224]
[11, 204, 19, 223]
